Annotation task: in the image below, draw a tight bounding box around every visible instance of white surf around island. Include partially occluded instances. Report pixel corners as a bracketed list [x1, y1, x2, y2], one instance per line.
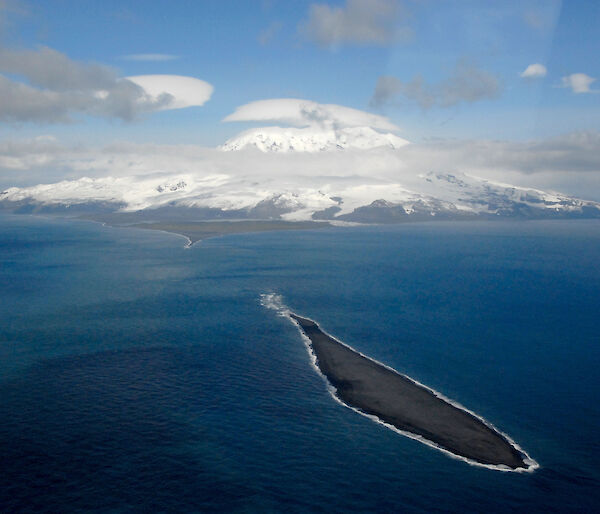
[260, 292, 539, 473]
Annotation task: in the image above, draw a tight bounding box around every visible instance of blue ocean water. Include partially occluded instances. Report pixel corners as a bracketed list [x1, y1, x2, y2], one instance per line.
[0, 213, 599, 513]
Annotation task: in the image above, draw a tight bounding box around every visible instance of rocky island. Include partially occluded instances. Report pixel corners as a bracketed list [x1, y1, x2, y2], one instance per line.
[290, 313, 535, 471]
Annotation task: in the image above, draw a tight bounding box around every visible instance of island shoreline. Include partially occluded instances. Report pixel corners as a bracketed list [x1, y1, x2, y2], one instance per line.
[275, 306, 538, 472]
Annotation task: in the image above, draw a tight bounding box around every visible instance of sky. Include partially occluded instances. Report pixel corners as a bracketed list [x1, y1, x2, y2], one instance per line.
[1, 0, 600, 198]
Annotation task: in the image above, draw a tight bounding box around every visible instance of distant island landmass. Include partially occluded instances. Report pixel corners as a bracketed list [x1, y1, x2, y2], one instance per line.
[3, 170, 600, 225]
[290, 313, 537, 471]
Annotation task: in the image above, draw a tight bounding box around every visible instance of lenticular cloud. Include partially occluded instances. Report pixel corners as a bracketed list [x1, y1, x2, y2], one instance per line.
[223, 98, 399, 131]
[126, 75, 214, 110]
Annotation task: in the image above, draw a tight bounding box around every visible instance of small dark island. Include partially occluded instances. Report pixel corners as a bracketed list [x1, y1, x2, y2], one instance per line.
[290, 313, 534, 471]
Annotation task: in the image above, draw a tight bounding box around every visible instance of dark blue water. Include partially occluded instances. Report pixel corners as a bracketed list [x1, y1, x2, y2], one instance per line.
[1, 214, 599, 512]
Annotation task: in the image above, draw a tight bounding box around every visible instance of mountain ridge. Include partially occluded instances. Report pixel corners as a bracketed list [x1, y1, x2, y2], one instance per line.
[219, 126, 410, 152]
[2, 171, 599, 223]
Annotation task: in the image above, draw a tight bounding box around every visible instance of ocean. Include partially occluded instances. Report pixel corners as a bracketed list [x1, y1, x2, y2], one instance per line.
[1, 213, 599, 512]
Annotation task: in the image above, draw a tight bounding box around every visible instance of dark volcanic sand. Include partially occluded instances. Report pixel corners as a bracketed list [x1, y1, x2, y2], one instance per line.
[290, 313, 529, 470]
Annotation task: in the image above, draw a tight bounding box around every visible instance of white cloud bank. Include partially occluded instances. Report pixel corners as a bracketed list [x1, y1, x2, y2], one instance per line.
[561, 73, 597, 94]
[520, 63, 547, 79]
[3, 132, 600, 220]
[223, 98, 399, 131]
[2, 131, 600, 201]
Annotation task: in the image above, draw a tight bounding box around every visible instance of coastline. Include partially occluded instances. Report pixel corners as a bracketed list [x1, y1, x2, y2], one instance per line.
[286, 310, 537, 472]
[128, 220, 330, 246]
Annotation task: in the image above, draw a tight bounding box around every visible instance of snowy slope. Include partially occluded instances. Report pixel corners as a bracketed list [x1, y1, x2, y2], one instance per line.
[2, 170, 599, 222]
[219, 126, 409, 152]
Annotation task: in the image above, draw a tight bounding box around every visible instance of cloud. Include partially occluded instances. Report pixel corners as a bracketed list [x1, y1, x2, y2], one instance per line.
[370, 75, 407, 107]
[125, 75, 213, 110]
[520, 63, 547, 79]
[119, 54, 180, 62]
[0, 46, 213, 122]
[299, 0, 412, 48]
[0, 46, 117, 91]
[371, 61, 502, 108]
[402, 131, 600, 176]
[2, 132, 599, 180]
[522, 6, 559, 32]
[3, 131, 600, 201]
[0, 73, 165, 122]
[258, 21, 283, 45]
[223, 98, 399, 131]
[560, 73, 597, 94]
[0, 135, 65, 170]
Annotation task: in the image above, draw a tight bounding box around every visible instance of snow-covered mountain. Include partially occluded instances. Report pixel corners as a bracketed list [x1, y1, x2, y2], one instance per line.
[219, 126, 409, 152]
[2, 170, 599, 223]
